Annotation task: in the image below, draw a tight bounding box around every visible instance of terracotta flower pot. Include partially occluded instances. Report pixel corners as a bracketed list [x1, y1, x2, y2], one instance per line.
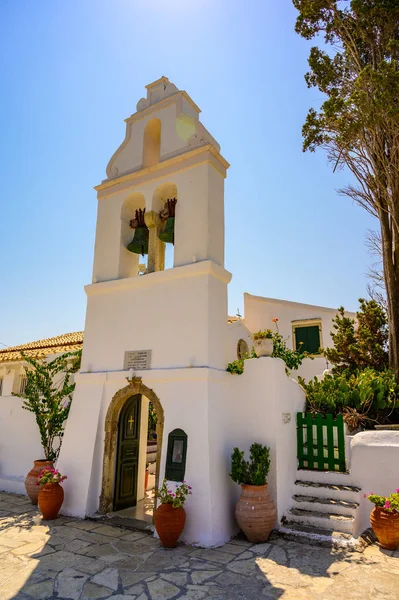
[154, 503, 186, 548]
[253, 339, 273, 358]
[25, 460, 54, 505]
[38, 483, 64, 520]
[145, 469, 149, 492]
[370, 507, 399, 550]
[235, 484, 277, 543]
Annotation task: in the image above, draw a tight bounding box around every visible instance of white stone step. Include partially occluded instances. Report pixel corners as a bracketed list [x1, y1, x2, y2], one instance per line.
[296, 469, 357, 486]
[285, 507, 354, 534]
[292, 494, 358, 517]
[277, 523, 359, 551]
[294, 479, 361, 503]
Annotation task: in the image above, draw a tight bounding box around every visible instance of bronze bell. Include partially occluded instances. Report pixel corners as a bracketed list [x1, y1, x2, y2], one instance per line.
[127, 209, 149, 256]
[158, 198, 177, 245]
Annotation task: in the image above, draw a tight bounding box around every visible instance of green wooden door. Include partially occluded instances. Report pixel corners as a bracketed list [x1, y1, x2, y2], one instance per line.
[114, 394, 141, 511]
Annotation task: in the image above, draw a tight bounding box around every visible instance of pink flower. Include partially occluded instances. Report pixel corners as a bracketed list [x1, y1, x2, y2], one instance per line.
[385, 500, 391, 509]
[363, 493, 367, 499]
[396, 489, 399, 493]
[172, 493, 176, 497]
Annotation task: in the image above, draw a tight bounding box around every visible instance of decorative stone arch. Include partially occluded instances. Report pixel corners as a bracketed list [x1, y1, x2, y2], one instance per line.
[99, 377, 164, 514]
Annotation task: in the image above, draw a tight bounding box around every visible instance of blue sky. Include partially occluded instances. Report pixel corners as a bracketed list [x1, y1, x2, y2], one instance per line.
[0, 0, 376, 347]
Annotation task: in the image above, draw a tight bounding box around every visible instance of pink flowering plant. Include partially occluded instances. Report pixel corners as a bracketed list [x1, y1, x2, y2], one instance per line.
[154, 479, 192, 508]
[365, 489, 399, 513]
[37, 468, 67, 486]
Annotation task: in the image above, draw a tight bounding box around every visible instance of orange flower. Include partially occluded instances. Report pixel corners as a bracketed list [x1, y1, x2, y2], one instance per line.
[272, 318, 279, 323]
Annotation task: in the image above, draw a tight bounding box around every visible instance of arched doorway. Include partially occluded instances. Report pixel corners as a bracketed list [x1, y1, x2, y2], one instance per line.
[114, 394, 141, 511]
[99, 378, 164, 515]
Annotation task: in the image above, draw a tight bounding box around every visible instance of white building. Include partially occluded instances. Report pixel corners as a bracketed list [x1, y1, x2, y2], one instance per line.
[1, 78, 397, 548]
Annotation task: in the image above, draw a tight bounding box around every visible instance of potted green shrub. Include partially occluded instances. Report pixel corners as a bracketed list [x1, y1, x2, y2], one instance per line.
[252, 330, 273, 357]
[365, 489, 399, 550]
[15, 350, 81, 504]
[230, 443, 276, 543]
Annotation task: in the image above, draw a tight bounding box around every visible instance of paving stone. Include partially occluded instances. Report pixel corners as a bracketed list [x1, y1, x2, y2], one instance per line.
[11, 541, 47, 556]
[64, 538, 92, 553]
[120, 531, 151, 542]
[120, 570, 153, 588]
[189, 549, 234, 565]
[191, 570, 221, 584]
[226, 558, 258, 576]
[177, 590, 208, 600]
[81, 582, 114, 599]
[23, 580, 54, 599]
[92, 567, 119, 591]
[34, 549, 82, 571]
[147, 577, 180, 600]
[67, 520, 103, 531]
[90, 524, 127, 537]
[249, 542, 272, 555]
[161, 571, 188, 586]
[215, 543, 247, 555]
[125, 583, 145, 596]
[111, 596, 136, 600]
[56, 567, 89, 599]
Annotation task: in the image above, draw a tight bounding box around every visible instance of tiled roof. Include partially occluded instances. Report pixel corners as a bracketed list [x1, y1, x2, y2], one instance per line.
[0, 332, 84, 363]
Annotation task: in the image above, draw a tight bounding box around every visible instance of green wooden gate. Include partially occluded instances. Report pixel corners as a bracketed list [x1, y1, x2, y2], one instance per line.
[297, 413, 346, 472]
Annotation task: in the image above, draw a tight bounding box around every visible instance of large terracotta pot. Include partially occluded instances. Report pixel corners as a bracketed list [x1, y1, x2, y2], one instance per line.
[235, 484, 277, 543]
[370, 507, 399, 550]
[25, 460, 54, 505]
[253, 339, 273, 358]
[38, 483, 64, 520]
[154, 503, 186, 548]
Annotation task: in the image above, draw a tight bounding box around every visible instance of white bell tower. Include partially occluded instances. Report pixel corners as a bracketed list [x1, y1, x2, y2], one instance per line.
[83, 76, 231, 372]
[59, 78, 234, 546]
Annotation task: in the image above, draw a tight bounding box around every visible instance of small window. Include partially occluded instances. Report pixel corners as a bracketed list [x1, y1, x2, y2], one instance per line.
[19, 376, 28, 395]
[165, 429, 188, 482]
[294, 324, 321, 354]
[237, 339, 249, 360]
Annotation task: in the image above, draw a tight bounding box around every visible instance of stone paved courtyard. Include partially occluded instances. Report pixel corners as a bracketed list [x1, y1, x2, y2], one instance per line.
[0, 492, 398, 600]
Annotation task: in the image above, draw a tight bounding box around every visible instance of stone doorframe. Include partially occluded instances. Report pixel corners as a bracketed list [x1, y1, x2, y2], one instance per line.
[99, 377, 164, 514]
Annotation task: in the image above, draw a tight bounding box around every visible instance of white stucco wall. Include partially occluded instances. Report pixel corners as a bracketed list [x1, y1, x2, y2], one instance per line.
[58, 357, 305, 547]
[83, 261, 231, 373]
[0, 395, 43, 486]
[350, 431, 399, 537]
[243, 293, 356, 381]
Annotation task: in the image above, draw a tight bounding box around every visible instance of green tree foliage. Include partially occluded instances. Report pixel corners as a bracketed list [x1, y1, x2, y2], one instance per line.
[14, 350, 81, 461]
[230, 443, 271, 486]
[299, 368, 397, 427]
[324, 298, 388, 372]
[293, 1, 399, 380]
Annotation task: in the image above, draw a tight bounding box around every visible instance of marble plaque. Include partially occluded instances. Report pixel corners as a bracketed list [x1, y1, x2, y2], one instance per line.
[124, 349, 152, 370]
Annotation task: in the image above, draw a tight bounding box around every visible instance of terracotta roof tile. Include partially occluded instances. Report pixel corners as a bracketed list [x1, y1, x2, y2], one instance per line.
[0, 332, 83, 363]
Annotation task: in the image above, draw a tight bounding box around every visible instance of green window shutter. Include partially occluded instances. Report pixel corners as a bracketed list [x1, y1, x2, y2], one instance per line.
[295, 325, 320, 354]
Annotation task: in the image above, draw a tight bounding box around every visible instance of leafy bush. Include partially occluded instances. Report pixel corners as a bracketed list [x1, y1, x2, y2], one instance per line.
[227, 319, 310, 375]
[15, 350, 81, 461]
[230, 443, 271, 486]
[299, 368, 398, 430]
[252, 329, 273, 341]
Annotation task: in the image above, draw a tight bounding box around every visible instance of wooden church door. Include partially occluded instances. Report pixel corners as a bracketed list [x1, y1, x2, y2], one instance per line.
[114, 394, 141, 511]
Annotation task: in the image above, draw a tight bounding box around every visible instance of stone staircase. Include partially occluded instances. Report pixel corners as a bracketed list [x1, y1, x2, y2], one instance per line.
[279, 470, 362, 549]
